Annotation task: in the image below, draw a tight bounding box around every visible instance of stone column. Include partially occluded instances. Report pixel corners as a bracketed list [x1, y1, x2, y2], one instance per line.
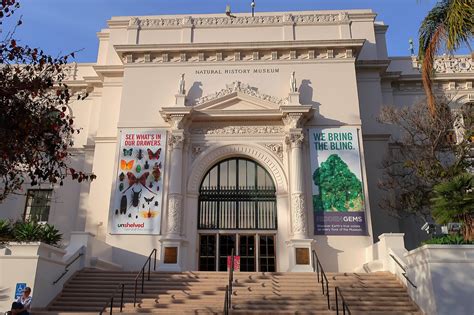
[166, 130, 185, 238]
[288, 131, 308, 239]
[283, 112, 313, 272]
[158, 111, 190, 272]
[284, 113, 308, 239]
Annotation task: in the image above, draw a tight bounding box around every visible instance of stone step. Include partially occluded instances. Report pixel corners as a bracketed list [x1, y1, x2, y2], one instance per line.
[46, 270, 420, 314]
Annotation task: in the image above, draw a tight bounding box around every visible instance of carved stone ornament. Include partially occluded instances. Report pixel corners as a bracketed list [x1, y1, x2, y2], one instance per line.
[286, 133, 305, 148]
[191, 145, 205, 160]
[195, 81, 288, 106]
[283, 113, 304, 129]
[264, 143, 284, 161]
[413, 56, 474, 74]
[168, 133, 185, 150]
[291, 193, 307, 235]
[167, 114, 186, 130]
[129, 13, 347, 29]
[191, 125, 285, 135]
[167, 194, 183, 235]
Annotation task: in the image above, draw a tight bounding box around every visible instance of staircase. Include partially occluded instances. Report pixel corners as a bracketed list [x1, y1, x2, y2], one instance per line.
[327, 272, 421, 315]
[35, 269, 421, 315]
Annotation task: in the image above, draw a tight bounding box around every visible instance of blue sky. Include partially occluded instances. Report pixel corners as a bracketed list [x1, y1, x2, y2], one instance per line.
[1, 0, 470, 62]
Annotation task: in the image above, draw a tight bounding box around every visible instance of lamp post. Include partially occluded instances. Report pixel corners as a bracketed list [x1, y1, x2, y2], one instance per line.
[251, 0, 256, 17]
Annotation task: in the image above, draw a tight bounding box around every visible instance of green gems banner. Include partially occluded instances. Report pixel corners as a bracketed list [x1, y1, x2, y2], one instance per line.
[309, 127, 367, 235]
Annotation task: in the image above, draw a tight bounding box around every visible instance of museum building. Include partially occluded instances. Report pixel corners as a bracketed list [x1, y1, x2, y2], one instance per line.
[1, 9, 473, 273]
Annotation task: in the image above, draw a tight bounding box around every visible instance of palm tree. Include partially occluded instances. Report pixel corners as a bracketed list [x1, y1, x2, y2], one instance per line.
[431, 173, 474, 241]
[418, 0, 473, 116]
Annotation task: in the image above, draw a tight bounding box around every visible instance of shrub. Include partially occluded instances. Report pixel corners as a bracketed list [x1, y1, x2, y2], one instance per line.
[0, 219, 13, 241]
[422, 234, 473, 245]
[40, 223, 62, 246]
[13, 221, 44, 242]
[12, 221, 62, 246]
[431, 173, 474, 241]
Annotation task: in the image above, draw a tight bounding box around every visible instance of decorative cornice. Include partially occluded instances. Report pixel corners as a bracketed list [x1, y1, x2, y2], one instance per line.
[128, 13, 350, 30]
[114, 39, 364, 64]
[191, 125, 285, 135]
[412, 55, 474, 74]
[195, 81, 288, 106]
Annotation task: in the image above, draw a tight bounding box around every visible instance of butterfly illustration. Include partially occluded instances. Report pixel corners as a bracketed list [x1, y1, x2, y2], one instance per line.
[147, 148, 161, 160]
[140, 209, 158, 219]
[120, 160, 134, 171]
[144, 196, 155, 204]
[123, 148, 133, 156]
[123, 172, 156, 195]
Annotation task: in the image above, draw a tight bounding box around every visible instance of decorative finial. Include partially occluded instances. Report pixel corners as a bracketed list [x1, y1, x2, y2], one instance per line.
[409, 38, 415, 56]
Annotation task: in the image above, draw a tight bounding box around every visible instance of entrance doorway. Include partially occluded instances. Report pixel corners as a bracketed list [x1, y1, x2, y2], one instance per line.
[197, 158, 278, 272]
[199, 233, 276, 272]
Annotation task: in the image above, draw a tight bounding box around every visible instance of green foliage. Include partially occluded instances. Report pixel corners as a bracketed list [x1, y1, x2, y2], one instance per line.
[13, 221, 44, 242]
[430, 173, 474, 241]
[0, 219, 13, 241]
[39, 223, 62, 246]
[312, 154, 363, 212]
[422, 234, 473, 245]
[418, 0, 473, 114]
[431, 173, 474, 224]
[9, 221, 62, 246]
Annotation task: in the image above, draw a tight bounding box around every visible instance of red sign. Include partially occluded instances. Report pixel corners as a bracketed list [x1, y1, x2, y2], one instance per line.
[227, 256, 240, 271]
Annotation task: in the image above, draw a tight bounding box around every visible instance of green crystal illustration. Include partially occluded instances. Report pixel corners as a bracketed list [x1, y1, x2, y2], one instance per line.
[313, 154, 364, 212]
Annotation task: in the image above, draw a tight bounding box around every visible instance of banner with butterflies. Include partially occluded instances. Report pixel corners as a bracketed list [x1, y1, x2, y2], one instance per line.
[110, 129, 167, 234]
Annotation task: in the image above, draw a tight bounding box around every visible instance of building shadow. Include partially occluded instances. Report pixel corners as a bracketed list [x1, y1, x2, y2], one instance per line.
[187, 81, 203, 106]
[299, 79, 321, 112]
[313, 235, 343, 272]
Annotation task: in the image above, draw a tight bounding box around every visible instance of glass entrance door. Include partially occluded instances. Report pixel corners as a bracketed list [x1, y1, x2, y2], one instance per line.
[259, 235, 276, 272]
[239, 235, 256, 271]
[199, 234, 217, 271]
[218, 234, 236, 271]
[198, 233, 276, 271]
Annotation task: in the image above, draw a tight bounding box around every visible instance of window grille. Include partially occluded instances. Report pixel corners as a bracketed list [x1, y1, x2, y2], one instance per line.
[24, 189, 52, 222]
[198, 158, 277, 230]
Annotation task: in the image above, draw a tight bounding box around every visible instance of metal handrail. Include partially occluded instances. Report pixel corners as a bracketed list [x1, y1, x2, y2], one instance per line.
[99, 283, 125, 315]
[224, 285, 229, 315]
[223, 248, 235, 315]
[389, 254, 417, 288]
[335, 286, 351, 315]
[53, 251, 84, 285]
[133, 248, 157, 307]
[311, 250, 330, 310]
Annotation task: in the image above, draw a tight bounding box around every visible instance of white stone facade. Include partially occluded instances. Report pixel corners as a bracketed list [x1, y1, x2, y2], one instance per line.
[1, 9, 473, 273]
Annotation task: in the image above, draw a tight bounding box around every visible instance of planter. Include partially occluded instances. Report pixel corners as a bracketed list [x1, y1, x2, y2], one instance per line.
[2, 242, 66, 259]
[404, 244, 474, 315]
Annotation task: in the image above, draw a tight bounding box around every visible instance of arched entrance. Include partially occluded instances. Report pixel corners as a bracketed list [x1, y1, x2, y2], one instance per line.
[198, 158, 277, 272]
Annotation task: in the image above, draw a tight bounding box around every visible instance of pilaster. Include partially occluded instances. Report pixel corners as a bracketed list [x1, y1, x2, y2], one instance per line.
[158, 109, 191, 271]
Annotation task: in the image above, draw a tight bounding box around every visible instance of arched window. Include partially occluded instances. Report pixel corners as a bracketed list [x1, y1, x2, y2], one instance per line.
[198, 158, 277, 230]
